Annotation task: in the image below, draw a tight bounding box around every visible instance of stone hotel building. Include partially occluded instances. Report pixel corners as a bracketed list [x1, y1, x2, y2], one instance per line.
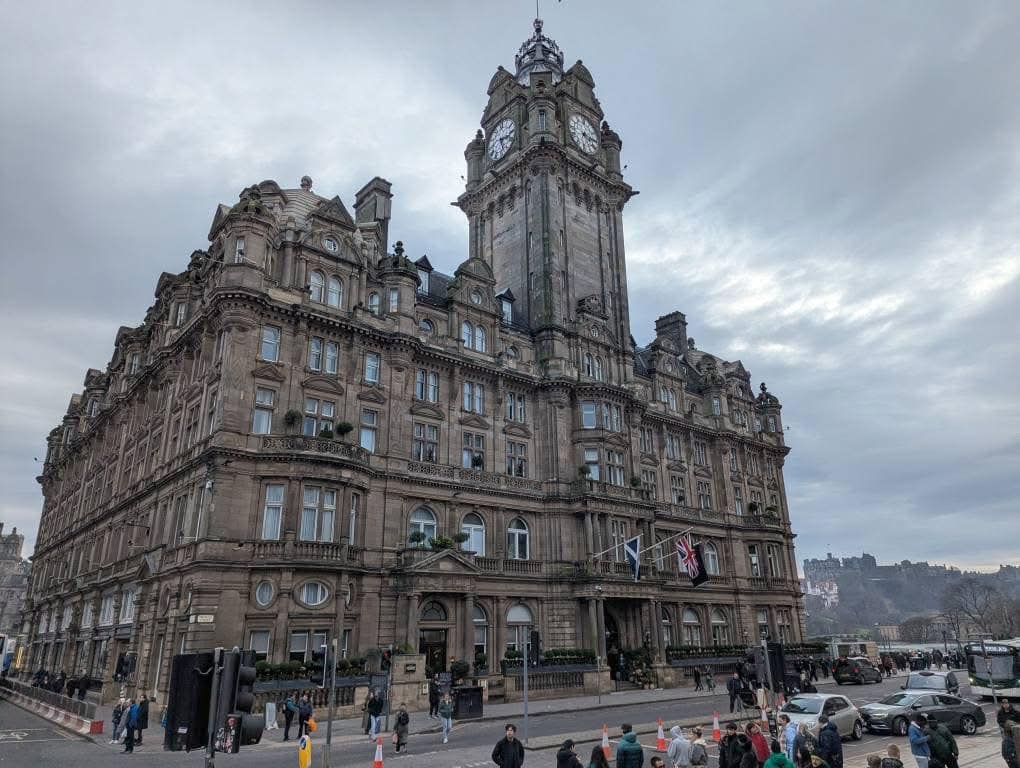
[24, 19, 803, 702]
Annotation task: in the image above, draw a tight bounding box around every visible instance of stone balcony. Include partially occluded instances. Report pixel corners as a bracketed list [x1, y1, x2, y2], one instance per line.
[572, 479, 655, 503]
[261, 435, 370, 465]
[745, 574, 797, 591]
[405, 460, 543, 494]
[253, 539, 365, 565]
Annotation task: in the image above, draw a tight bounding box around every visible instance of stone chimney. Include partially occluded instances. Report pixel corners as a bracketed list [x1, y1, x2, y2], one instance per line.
[354, 177, 393, 256]
[654, 311, 688, 354]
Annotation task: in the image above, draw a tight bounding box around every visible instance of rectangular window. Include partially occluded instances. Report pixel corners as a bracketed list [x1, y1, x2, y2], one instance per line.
[303, 398, 335, 437]
[462, 432, 485, 469]
[462, 382, 484, 413]
[388, 287, 399, 313]
[175, 301, 188, 327]
[601, 403, 622, 432]
[766, 457, 776, 477]
[260, 326, 281, 362]
[412, 422, 439, 462]
[417, 270, 430, 294]
[751, 489, 764, 513]
[301, 486, 320, 541]
[289, 631, 308, 663]
[118, 587, 136, 624]
[359, 409, 377, 452]
[693, 441, 708, 466]
[581, 401, 597, 429]
[184, 403, 200, 448]
[252, 388, 275, 434]
[215, 329, 226, 361]
[415, 369, 439, 402]
[730, 449, 739, 472]
[734, 487, 744, 515]
[610, 519, 627, 562]
[584, 448, 600, 481]
[537, 109, 547, 130]
[670, 474, 686, 505]
[501, 299, 513, 323]
[128, 353, 141, 375]
[766, 544, 782, 577]
[746, 450, 761, 475]
[506, 392, 526, 422]
[262, 484, 284, 540]
[81, 602, 93, 629]
[206, 389, 218, 436]
[747, 544, 762, 577]
[348, 492, 360, 543]
[768, 416, 777, 433]
[325, 341, 339, 374]
[365, 352, 380, 384]
[309, 337, 323, 371]
[249, 630, 270, 662]
[235, 237, 246, 263]
[769, 493, 780, 513]
[506, 441, 528, 477]
[607, 450, 624, 486]
[640, 469, 657, 498]
[99, 594, 115, 626]
[697, 480, 712, 510]
[665, 434, 682, 461]
[639, 427, 654, 453]
[712, 396, 721, 416]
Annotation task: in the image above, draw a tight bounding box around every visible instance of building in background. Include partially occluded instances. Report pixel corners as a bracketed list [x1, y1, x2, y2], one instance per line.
[22, 17, 803, 704]
[0, 523, 31, 637]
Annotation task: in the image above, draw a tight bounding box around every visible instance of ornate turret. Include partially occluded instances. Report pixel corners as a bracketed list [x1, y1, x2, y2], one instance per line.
[515, 18, 564, 85]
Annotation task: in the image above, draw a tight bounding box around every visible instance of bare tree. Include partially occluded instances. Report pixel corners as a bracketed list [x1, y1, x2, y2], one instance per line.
[941, 579, 1003, 635]
[900, 615, 934, 642]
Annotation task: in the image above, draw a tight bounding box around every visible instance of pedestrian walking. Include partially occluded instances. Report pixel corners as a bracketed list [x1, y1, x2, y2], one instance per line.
[706, 668, 716, 693]
[793, 722, 817, 758]
[615, 723, 645, 768]
[926, 718, 958, 768]
[809, 659, 818, 683]
[297, 694, 313, 738]
[393, 703, 409, 753]
[429, 675, 440, 718]
[668, 725, 692, 768]
[123, 698, 139, 753]
[693, 667, 703, 691]
[817, 716, 843, 768]
[779, 714, 797, 761]
[136, 692, 149, 745]
[739, 735, 758, 768]
[491, 723, 525, 768]
[557, 739, 585, 768]
[747, 723, 770, 768]
[765, 739, 796, 768]
[438, 693, 454, 744]
[728, 672, 744, 713]
[720, 723, 743, 768]
[997, 699, 1020, 731]
[908, 714, 931, 768]
[366, 690, 384, 740]
[281, 694, 296, 741]
[588, 744, 612, 768]
[690, 727, 709, 768]
[1002, 730, 1020, 768]
[882, 744, 904, 768]
[110, 697, 126, 744]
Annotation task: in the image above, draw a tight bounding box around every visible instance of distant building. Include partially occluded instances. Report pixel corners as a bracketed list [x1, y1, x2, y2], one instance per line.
[0, 523, 31, 636]
[875, 624, 900, 642]
[801, 579, 839, 608]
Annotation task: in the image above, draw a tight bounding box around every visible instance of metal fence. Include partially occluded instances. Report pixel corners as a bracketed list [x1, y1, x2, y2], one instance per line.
[0, 677, 97, 720]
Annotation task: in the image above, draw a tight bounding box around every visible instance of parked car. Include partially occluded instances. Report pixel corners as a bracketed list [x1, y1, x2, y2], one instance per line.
[834, 657, 884, 685]
[859, 691, 985, 736]
[780, 693, 865, 740]
[903, 670, 961, 695]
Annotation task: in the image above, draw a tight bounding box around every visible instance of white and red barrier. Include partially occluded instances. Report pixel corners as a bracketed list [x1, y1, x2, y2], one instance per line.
[0, 685, 102, 737]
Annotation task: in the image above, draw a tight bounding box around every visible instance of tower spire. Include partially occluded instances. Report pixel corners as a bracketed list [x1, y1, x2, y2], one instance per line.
[514, 12, 564, 85]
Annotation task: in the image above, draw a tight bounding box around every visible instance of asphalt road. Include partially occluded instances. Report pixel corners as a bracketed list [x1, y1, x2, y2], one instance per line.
[0, 674, 1000, 768]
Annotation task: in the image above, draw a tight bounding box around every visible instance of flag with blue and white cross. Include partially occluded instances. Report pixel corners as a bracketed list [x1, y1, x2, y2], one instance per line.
[623, 535, 642, 582]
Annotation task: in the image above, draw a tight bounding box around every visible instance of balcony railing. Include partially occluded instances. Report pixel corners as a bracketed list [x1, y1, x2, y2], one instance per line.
[252, 540, 365, 565]
[262, 436, 370, 464]
[406, 461, 542, 493]
[573, 479, 654, 503]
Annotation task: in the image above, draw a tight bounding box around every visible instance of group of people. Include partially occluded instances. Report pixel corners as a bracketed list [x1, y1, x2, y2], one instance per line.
[109, 693, 149, 754]
[278, 693, 314, 741]
[691, 667, 717, 692]
[30, 668, 89, 701]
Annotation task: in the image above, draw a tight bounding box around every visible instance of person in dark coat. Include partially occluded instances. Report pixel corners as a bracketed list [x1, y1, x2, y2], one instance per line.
[281, 695, 296, 741]
[557, 739, 585, 768]
[614, 724, 644, 768]
[428, 676, 440, 718]
[817, 717, 843, 768]
[297, 694, 313, 737]
[393, 704, 409, 753]
[738, 735, 759, 768]
[491, 724, 525, 768]
[728, 672, 745, 713]
[123, 698, 139, 753]
[693, 667, 703, 691]
[720, 723, 744, 768]
[136, 693, 149, 745]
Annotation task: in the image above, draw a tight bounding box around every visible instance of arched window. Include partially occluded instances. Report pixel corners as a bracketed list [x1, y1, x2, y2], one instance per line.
[409, 507, 437, 545]
[368, 292, 380, 315]
[473, 605, 489, 659]
[461, 513, 486, 555]
[661, 606, 674, 648]
[327, 276, 343, 308]
[419, 318, 434, 334]
[667, 388, 677, 410]
[309, 270, 325, 302]
[505, 346, 519, 360]
[474, 324, 486, 352]
[461, 321, 474, 348]
[421, 600, 447, 621]
[506, 518, 529, 560]
[506, 603, 533, 655]
[594, 357, 604, 381]
[711, 608, 730, 645]
[682, 607, 702, 647]
[584, 353, 595, 377]
[703, 542, 720, 575]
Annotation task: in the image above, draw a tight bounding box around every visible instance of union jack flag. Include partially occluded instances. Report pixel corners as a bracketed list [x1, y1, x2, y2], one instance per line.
[676, 534, 710, 587]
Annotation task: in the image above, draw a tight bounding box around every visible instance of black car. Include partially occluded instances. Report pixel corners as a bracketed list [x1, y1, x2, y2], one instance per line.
[903, 670, 961, 694]
[859, 691, 986, 736]
[834, 657, 883, 685]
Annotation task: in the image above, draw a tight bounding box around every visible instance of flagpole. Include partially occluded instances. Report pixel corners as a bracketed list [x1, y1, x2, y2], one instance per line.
[589, 525, 694, 561]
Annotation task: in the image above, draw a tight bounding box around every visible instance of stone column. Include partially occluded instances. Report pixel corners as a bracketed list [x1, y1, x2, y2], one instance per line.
[406, 593, 420, 650]
[595, 598, 607, 658]
[584, 512, 594, 559]
[587, 598, 599, 654]
[651, 600, 665, 662]
[463, 593, 475, 664]
[494, 597, 507, 664]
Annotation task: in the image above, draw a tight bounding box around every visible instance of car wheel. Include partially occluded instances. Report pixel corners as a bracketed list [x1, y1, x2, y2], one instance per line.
[892, 717, 908, 737]
[852, 720, 863, 741]
[857, 675, 866, 685]
[835, 679, 844, 685]
[960, 715, 977, 735]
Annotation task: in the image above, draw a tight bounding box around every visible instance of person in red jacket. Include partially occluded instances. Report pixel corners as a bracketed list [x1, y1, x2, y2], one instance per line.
[747, 722, 771, 767]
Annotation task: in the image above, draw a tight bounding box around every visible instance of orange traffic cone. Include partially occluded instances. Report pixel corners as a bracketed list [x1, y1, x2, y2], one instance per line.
[657, 718, 666, 751]
[602, 724, 611, 758]
[712, 712, 721, 741]
[373, 735, 383, 768]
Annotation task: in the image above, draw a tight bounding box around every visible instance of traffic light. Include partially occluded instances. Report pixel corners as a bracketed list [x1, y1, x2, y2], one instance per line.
[233, 652, 262, 750]
[214, 649, 264, 753]
[310, 645, 328, 687]
[529, 630, 541, 665]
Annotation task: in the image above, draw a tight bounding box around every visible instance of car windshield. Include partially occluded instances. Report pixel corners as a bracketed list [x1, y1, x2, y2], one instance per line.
[879, 693, 917, 705]
[784, 698, 823, 714]
[907, 675, 944, 690]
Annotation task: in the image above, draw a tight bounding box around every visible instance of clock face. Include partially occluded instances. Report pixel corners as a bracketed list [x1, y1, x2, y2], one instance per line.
[569, 114, 599, 154]
[487, 118, 516, 161]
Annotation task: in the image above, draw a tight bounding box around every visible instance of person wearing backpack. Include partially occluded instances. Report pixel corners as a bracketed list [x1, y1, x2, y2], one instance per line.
[690, 726, 709, 768]
[393, 703, 409, 753]
[281, 695, 296, 741]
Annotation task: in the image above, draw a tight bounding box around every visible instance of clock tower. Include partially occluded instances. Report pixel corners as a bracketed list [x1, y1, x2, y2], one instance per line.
[456, 17, 637, 382]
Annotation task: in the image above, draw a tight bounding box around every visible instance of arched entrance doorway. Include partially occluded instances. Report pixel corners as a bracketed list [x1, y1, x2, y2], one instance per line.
[419, 600, 449, 673]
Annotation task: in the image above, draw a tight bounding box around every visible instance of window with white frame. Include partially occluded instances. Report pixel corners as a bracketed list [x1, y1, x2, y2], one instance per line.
[734, 487, 744, 515]
[639, 427, 654, 453]
[474, 324, 486, 352]
[461, 321, 473, 348]
[766, 544, 782, 578]
[693, 441, 708, 466]
[584, 448, 600, 480]
[660, 387, 677, 410]
[712, 396, 721, 416]
[255, 580, 274, 607]
[412, 422, 439, 462]
[359, 409, 377, 452]
[128, 352, 141, 375]
[703, 541, 720, 575]
[610, 519, 627, 561]
[262, 484, 284, 540]
[409, 507, 437, 544]
[506, 604, 533, 655]
[81, 601, 93, 628]
[766, 457, 776, 477]
[730, 449, 739, 472]
[745, 449, 761, 475]
[324, 341, 339, 374]
[670, 474, 686, 505]
[388, 287, 399, 313]
[665, 433, 682, 460]
[462, 432, 484, 469]
[308, 338, 323, 371]
[747, 544, 762, 577]
[607, 450, 624, 486]
[473, 605, 488, 657]
[777, 609, 793, 643]
[303, 397, 335, 437]
[501, 298, 512, 323]
[697, 480, 712, 509]
[506, 518, 529, 560]
[418, 269, 430, 293]
[309, 271, 325, 302]
[641, 469, 657, 498]
[682, 607, 703, 646]
[252, 388, 275, 434]
[462, 381, 484, 413]
[653, 538, 666, 570]
[175, 301, 188, 327]
[750, 489, 764, 512]
[506, 441, 528, 477]
[581, 401, 597, 429]
[301, 582, 329, 606]
[260, 326, 281, 362]
[661, 606, 674, 647]
[98, 594, 115, 626]
[757, 607, 770, 639]
[119, 586, 136, 623]
[368, 292, 380, 315]
[234, 236, 246, 263]
[461, 513, 485, 555]
[415, 369, 439, 402]
[364, 352, 380, 384]
[249, 630, 270, 661]
[300, 487, 336, 542]
[768, 415, 777, 433]
[418, 318, 435, 334]
[327, 277, 342, 308]
[505, 392, 526, 422]
[601, 403, 622, 432]
[348, 493, 360, 543]
[711, 608, 730, 645]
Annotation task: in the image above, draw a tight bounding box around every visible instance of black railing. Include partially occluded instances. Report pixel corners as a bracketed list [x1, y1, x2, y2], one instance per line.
[0, 677, 97, 719]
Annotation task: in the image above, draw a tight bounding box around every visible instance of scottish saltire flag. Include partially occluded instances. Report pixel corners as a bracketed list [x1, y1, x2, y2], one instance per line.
[677, 533, 710, 587]
[623, 535, 641, 582]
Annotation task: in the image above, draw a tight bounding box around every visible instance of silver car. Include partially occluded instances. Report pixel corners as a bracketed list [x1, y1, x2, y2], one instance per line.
[780, 693, 865, 741]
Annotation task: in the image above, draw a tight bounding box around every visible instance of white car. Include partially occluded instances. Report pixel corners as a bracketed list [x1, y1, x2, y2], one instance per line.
[780, 693, 865, 740]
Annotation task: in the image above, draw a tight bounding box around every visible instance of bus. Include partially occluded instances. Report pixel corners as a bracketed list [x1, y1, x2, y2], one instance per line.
[0, 633, 14, 675]
[964, 641, 1020, 698]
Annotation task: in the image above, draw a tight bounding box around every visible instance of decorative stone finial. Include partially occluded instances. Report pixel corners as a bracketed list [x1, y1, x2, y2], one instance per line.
[394, 240, 404, 258]
[760, 382, 768, 394]
[300, 175, 313, 191]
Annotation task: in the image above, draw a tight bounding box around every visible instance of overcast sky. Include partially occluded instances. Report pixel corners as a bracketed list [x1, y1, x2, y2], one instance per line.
[2, 1, 1018, 571]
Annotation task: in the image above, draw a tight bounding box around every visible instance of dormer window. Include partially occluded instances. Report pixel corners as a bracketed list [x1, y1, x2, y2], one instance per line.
[502, 298, 513, 323]
[87, 399, 99, 417]
[418, 270, 430, 294]
[128, 353, 141, 375]
[234, 237, 246, 263]
[174, 301, 187, 327]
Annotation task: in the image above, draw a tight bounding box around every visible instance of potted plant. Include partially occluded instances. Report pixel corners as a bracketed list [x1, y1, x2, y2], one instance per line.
[408, 531, 427, 548]
[284, 409, 303, 433]
[629, 476, 642, 488]
[452, 532, 470, 548]
[474, 652, 488, 674]
[450, 659, 470, 682]
[334, 421, 354, 440]
[428, 535, 455, 550]
[318, 426, 334, 439]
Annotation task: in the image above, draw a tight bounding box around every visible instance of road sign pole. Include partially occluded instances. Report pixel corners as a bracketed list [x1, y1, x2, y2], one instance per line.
[205, 647, 223, 768]
[323, 639, 337, 768]
[523, 630, 529, 746]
